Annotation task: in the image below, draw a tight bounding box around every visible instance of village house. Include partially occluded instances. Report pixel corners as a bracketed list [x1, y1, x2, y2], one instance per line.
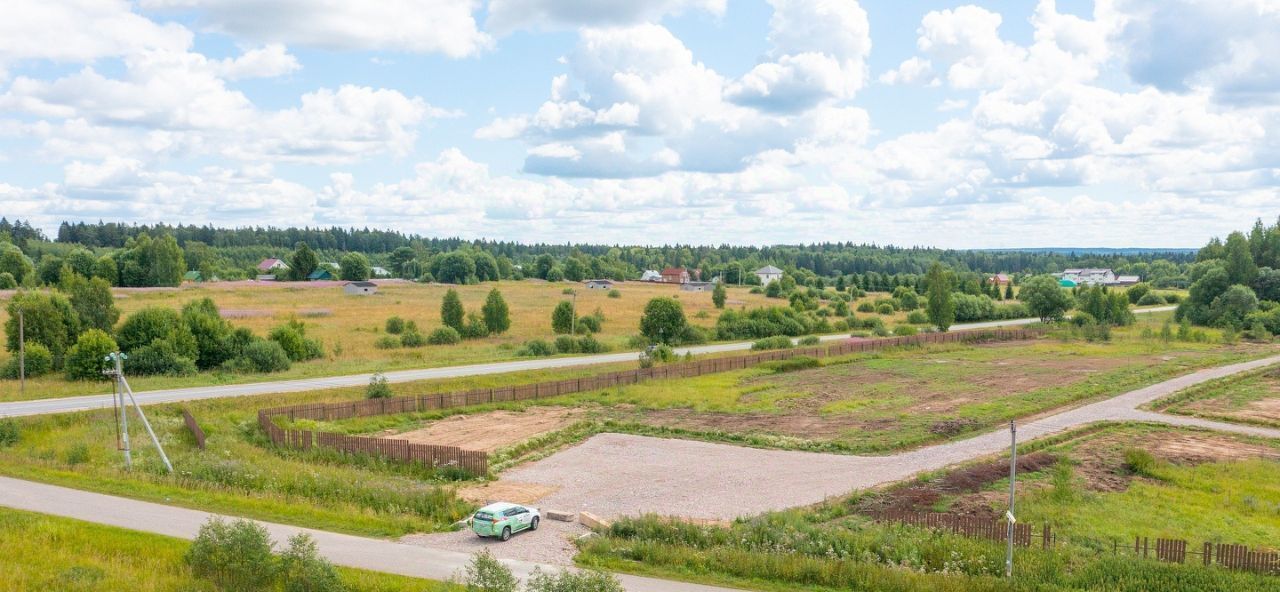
[1058, 268, 1116, 286]
[307, 268, 334, 281]
[754, 265, 783, 286]
[987, 273, 1011, 286]
[257, 258, 289, 273]
[343, 281, 378, 296]
[661, 267, 691, 284]
[370, 266, 392, 278]
[640, 270, 662, 282]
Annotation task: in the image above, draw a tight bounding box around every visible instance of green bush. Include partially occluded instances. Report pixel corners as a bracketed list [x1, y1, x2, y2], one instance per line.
[461, 550, 517, 592]
[185, 517, 277, 591]
[761, 356, 820, 373]
[0, 420, 19, 447]
[462, 313, 489, 339]
[269, 321, 323, 362]
[907, 310, 929, 324]
[607, 289, 621, 298]
[751, 335, 794, 350]
[126, 339, 197, 376]
[554, 335, 578, 353]
[797, 335, 820, 346]
[875, 303, 895, 315]
[116, 306, 197, 359]
[223, 339, 291, 374]
[385, 316, 406, 334]
[1, 342, 53, 378]
[893, 325, 919, 336]
[400, 330, 427, 347]
[367, 373, 392, 399]
[0, 272, 14, 289]
[1122, 447, 1159, 478]
[576, 313, 603, 334]
[715, 306, 812, 339]
[576, 335, 608, 353]
[64, 442, 90, 465]
[856, 301, 875, 313]
[427, 326, 462, 345]
[832, 319, 849, 331]
[1137, 293, 1166, 306]
[373, 335, 401, 349]
[678, 325, 708, 345]
[280, 533, 343, 592]
[64, 329, 118, 381]
[518, 339, 556, 357]
[526, 568, 625, 592]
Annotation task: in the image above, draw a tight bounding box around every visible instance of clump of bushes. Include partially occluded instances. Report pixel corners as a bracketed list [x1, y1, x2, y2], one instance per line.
[269, 320, 323, 362]
[374, 335, 401, 349]
[856, 301, 875, 313]
[400, 329, 427, 347]
[1122, 447, 1160, 478]
[1, 342, 53, 378]
[607, 289, 621, 298]
[459, 549, 625, 592]
[906, 310, 929, 324]
[533, 335, 610, 356]
[223, 340, 291, 373]
[185, 517, 341, 592]
[875, 303, 895, 315]
[0, 420, 19, 447]
[751, 335, 794, 350]
[63, 329, 118, 380]
[797, 335, 820, 346]
[427, 326, 462, 345]
[129, 339, 198, 376]
[893, 325, 919, 336]
[517, 339, 556, 357]
[385, 316, 405, 334]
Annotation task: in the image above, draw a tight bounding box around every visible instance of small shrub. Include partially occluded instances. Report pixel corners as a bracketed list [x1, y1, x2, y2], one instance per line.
[280, 533, 343, 592]
[1137, 292, 1166, 306]
[400, 330, 427, 347]
[871, 324, 890, 337]
[462, 313, 489, 339]
[906, 310, 929, 324]
[797, 335, 820, 346]
[526, 567, 624, 592]
[224, 340, 291, 373]
[561, 287, 575, 295]
[678, 325, 708, 345]
[626, 334, 651, 349]
[554, 335, 578, 354]
[374, 335, 401, 349]
[64, 329, 118, 381]
[761, 356, 820, 373]
[384, 316, 405, 334]
[608, 289, 621, 298]
[427, 326, 462, 345]
[875, 303, 895, 315]
[185, 517, 276, 591]
[751, 335, 794, 350]
[518, 339, 556, 357]
[0, 420, 18, 447]
[832, 319, 849, 331]
[367, 373, 392, 399]
[1162, 292, 1182, 304]
[856, 301, 875, 313]
[460, 550, 517, 592]
[1, 342, 53, 378]
[1122, 447, 1160, 478]
[127, 340, 197, 376]
[64, 442, 90, 465]
[269, 321, 324, 362]
[893, 324, 918, 336]
[576, 335, 607, 353]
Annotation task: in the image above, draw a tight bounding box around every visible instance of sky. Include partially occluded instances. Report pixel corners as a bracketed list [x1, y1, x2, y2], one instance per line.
[1, 0, 1278, 249]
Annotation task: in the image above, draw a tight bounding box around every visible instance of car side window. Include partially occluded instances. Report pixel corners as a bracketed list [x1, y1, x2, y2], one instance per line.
[504, 508, 519, 517]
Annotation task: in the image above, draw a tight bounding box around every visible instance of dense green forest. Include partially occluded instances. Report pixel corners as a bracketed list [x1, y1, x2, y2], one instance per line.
[0, 218, 1196, 289]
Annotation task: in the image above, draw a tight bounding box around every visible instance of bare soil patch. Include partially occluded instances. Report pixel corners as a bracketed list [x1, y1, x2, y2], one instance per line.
[389, 406, 583, 452]
[853, 452, 1057, 516]
[455, 481, 559, 505]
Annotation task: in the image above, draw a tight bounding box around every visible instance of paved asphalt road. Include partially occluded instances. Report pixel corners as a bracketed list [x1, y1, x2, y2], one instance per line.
[0, 307, 1175, 418]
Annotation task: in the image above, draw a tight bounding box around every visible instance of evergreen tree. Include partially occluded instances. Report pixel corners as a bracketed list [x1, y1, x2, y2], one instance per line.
[481, 289, 511, 334]
[287, 241, 319, 280]
[925, 263, 955, 332]
[551, 300, 575, 334]
[712, 282, 727, 309]
[441, 289, 465, 332]
[1223, 231, 1257, 285]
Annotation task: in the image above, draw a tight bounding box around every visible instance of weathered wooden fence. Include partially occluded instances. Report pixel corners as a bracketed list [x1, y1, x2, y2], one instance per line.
[875, 512, 1279, 575]
[182, 408, 206, 450]
[257, 327, 1039, 478]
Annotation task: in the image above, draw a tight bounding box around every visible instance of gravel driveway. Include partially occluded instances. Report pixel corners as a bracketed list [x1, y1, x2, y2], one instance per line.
[501, 354, 1280, 521]
[402, 519, 590, 566]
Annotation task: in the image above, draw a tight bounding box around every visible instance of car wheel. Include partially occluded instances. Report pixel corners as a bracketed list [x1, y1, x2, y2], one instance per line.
[531, 517, 540, 531]
[500, 527, 511, 542]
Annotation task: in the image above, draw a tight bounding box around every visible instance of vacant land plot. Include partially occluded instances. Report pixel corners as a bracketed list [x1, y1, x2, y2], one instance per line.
[0, 279, 915, 401]
[564, 336, 1268, 452]
[388, 406, 585, 452]
[857, 424, 1280, 548]
[1151, 365, 1280, 428]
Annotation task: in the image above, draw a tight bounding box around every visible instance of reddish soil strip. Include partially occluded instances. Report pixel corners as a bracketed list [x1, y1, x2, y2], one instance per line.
[391, 406, 583, 452]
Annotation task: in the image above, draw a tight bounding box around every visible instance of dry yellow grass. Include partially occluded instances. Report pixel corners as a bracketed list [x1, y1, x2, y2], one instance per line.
[0, 280, 909, 400]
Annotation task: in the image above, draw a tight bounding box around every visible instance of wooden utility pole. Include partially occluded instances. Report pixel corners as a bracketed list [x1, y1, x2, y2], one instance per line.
[17, 310, 24, 398]
[1005, 420, 1018, 578]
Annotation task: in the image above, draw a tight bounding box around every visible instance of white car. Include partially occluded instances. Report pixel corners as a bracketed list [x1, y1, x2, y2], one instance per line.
[471, 502, 541, 541]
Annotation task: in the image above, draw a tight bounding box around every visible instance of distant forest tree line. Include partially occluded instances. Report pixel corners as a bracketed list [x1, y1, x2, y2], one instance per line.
[0, 218, 1197, 290]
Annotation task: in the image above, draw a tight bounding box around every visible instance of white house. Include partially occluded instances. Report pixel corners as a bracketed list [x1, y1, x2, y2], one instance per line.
[1059, 268, 1116, 286]
[640, 270, 662, 282]
[370, 266, 392, 278]
[754, 265, 783, 286]
[256, 258, 289, 273]
[343, 281, 378, 296]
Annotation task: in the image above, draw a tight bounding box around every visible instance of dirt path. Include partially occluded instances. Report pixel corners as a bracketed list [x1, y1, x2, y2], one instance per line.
[500, 354, 1280, 521]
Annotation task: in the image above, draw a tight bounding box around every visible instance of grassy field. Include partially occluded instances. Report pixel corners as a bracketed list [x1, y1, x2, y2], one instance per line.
[0, 280, 920, 401]
[1148, 365, 1280, 428]
[574, 423, 1280, 592]
[0, 507, 453, 592]
[289, 314, 1272, 461]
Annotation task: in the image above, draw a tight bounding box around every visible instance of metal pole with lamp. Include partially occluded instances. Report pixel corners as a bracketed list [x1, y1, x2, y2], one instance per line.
[1005, 420, 1018, 578]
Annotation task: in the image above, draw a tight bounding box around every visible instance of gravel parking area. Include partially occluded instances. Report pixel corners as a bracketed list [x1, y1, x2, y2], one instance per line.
[402, 519, 589, 566]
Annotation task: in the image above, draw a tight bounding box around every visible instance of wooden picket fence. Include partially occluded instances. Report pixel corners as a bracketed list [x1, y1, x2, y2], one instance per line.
[182, 408, 206, 450]
[875, 512, 1279, 575]
[257, 327, 1039, 479]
